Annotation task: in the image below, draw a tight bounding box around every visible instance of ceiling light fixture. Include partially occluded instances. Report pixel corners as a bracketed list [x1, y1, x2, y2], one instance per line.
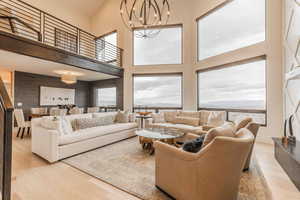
[120, 0, 171, 38]
[53, 70, 84, 85]
[61, 74, 77, 84]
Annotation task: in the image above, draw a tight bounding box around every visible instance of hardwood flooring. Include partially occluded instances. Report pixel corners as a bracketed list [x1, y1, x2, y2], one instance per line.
[11, 135, 139, 200]
[11, 134, 300, 200]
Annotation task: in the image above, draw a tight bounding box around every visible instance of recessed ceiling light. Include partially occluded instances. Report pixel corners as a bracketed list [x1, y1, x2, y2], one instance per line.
[53, 70, 84, 76]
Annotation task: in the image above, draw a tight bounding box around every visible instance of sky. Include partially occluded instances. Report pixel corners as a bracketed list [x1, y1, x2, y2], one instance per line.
[198, 0, 265, 59]
[134, 75, 182, 107]
[198, 60, 266, 110]
[97, 87, 117, 106]
[134, 27, 182, 65]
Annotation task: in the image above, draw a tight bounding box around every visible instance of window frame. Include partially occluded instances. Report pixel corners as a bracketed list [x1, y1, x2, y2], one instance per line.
[196, 0, 266, 61]
[132, 24, 184, 66]
[132, 73, 184, 111]
[196, 56, 267, 126]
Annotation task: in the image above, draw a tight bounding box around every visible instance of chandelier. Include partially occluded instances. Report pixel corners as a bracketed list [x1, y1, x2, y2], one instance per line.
[120, 0, 171, 38]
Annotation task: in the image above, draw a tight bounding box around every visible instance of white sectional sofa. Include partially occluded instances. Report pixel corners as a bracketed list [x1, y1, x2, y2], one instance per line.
[31, 112, 138, 163]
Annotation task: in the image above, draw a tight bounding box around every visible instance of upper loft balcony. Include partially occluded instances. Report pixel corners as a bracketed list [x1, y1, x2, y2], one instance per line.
[0, 0, 123, 77]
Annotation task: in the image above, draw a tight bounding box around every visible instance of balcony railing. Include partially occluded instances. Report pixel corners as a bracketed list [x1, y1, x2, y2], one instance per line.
[133, 107, 183, 113]
[0, 0, 123, 67]
[199, 108, 267, 126]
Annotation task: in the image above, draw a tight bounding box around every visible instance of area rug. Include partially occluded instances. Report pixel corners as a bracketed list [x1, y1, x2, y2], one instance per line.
[63, 137, 270, 200]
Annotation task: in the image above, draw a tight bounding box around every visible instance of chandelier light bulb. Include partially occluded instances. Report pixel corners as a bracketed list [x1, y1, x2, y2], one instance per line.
[120, 0, 171, 38]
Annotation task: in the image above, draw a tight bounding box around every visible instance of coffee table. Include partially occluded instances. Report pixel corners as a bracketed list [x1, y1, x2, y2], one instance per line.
[136, 127, 184, 155]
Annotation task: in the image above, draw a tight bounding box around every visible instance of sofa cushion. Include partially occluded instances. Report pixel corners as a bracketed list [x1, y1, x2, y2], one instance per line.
[235, 117, 253, 131]
[163, 111, 178, 123]
[151, 113, 165, 123]
[40, 117, 73, 136]
[202, 122, 235, 147]
[115, 111, 130, 123]
[92, 112, 117, 119]
[199, 110, 211, 125]
[207, 111, 225, 127]
[73, 115, 115, 131]
[65, 114, 93, 131]
[59, 123, 138, 145]
[174, 117, 199, 127]
[178, 111, 200, 119]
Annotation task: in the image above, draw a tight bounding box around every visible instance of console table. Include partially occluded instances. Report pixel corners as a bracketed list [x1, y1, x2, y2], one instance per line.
[273, 138, 300, 191]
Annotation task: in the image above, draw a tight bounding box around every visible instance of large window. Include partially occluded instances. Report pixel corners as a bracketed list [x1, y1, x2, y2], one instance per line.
[133, 74, 182, 109]
[134, 25, 182, 65]
[96, 87, 117, 107]
[197, 0, 265, 60]
[198, 58, 266, 125]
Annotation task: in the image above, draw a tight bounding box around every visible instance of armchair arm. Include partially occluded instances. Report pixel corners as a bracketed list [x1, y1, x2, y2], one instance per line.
[202, 125, 215, 132]
[154, 141, 198, 161]
[31, 119, 59, 163]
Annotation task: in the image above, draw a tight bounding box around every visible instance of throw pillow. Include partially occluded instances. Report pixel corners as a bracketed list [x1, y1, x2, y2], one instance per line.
[61, 118, 73, 135]
[235, 117, 253, 131]
[178, 111, 200, 119]
[163, 111, 178, 123]
[151, 113, 165, 123]
[115, 111, 130, 123]
[199, 110, 211, 126]
[202, 122, 235, 147]
[174, 117, 199, 127]
[40, 118, 60, 130]
[73, 116, 115, 131]
[182, 135, 205, 153]
[40, 117, 72, 136]
[207, 111, 225, 127]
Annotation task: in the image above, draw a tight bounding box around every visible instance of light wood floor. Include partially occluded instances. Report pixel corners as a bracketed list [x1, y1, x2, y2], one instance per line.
[11, 134, 300, 200]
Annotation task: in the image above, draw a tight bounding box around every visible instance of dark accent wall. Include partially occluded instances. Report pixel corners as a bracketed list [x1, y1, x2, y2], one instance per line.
[90, 78, 124, 110]
[14, 71, 91, 119]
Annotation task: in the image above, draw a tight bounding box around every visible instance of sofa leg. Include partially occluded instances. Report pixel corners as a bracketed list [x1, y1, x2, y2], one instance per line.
[243, 167, 250, 172]
[21, 127, 25, 139]
[17, 128, 21, 137]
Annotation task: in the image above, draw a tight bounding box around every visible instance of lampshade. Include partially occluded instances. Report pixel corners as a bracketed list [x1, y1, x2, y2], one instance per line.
[61, 74, 77, 84]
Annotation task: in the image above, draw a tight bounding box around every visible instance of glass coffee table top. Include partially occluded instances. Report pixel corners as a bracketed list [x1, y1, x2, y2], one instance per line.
[136, 127, 184, 140]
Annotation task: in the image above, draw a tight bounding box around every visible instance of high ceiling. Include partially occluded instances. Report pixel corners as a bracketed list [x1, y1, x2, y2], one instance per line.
[60, 0, 106, 17]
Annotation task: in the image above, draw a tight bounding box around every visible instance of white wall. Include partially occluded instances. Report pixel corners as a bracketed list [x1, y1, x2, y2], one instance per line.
[284, 0, 300, 140]
[91, 0, 284, 143]
[22, 0, 92, 31]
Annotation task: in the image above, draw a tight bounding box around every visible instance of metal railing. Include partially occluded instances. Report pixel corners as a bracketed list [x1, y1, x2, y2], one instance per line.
[133, 106, 183, 113]
[0, 0, 123, 67]
[198, 108, 267, 126]
[0, 77, 13, 200]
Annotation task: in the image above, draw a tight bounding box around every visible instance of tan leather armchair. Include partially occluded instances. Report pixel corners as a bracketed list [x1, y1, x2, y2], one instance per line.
[243, 122, 259, 170]
[154, 128, 254, 200]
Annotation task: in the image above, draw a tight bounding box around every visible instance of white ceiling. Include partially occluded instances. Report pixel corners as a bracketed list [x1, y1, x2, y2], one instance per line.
[0, 50, 117, 81]
[63, 0, 106, 17]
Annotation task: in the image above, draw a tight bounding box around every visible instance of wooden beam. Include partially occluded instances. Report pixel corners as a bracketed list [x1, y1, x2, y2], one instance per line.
[0, 31, 124, 77]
